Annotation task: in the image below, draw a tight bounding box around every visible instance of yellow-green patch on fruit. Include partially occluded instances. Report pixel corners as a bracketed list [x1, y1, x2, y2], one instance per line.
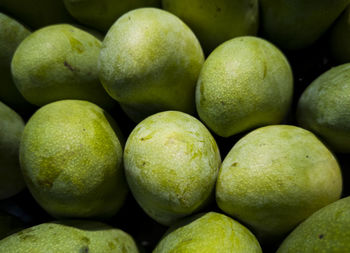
[11, 24, 114, 108]
[216, 125, 342, 241]
[297, 64, 350, 153]
[99, 8, 204, 122]
[153, 212, 262, 253]
[124, 111, 221, 225]
[20, 100, 127, 219]
[277, 197, 350, 252]
[0, 220, 139, 252]
[162, 0, 258, 54]
[64, 0, 161, 32]
[0, 102, 25, 199]
[196, 36, 293, 137]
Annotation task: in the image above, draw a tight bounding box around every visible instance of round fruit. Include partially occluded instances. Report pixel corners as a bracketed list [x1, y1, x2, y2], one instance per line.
[216, 125, 342, 241]
[11, 24, 114, 108]
[196, 36, 293, 137]
[124, 111, 221, 225]
[99, 8, 204, 122]
[0, 102, 25, 199]
[0, 220, 139, 252]
[277, 197, 350, 252]
[20, 100, 127, 219]
[64, 0, 161, 32]
[297, 63, 350, 153]
[162, 0, 258, 54]
[153, 212, 262, 253]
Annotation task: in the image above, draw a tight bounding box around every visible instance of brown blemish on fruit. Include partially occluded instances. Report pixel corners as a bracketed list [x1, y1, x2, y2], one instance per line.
[318, 234, 324, 239]
[64, 61, 74, 72]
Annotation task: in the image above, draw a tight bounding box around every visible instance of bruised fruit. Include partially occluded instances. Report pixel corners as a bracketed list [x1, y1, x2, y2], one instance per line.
[124, 111, 221, 225]
[19, 100, 127, 219]
[0, 220, 139, 252]
[99, 8, 204, 122]
[216, 125, 342, 241]
[11, 24, 114, 109]
[153, 212, 262, 253]
[196, 36, 293, 137]
[0, 102, 25, 199]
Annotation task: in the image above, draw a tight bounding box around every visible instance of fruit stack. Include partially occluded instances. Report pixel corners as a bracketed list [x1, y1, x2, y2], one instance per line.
[1, 0, 350, 252]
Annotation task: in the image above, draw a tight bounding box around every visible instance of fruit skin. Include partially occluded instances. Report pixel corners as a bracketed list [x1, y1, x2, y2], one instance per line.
[216, 125, 342, 241]
[64, 0, 161, 32]
[329, 6, 350, 63]
[0, 102, 25, 199]
[0, 13, 32, 112]
[162, 0, 258, 54]
[196, 36, 293, 137]
[99, 8, 204, 122]
[124, 111, 221, 225]
[297, 64, 350, 153]
[0, 0, 73, 29]
[277, 197, 350, 253]
[260, 0, 350, 50]
[0, 220, 139, 253]
[153, 212, 262, 253]
[11, 24, 114, 109]
[20, 100, 127, 219]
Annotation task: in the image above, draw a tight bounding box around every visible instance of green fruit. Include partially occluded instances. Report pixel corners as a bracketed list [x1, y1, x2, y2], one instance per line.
[0, 0, 72, 29]
[196, 36, 293, 137]
[260, 0, 349, 50]
[0, 13, 32, 112]
[216, 125, 342, 241]
[11, 24, 114, 109]
[0, 102, 25, 199]
[277, 197, 350, 253]
[297, 64, 350, 153]
[0, 220, 139, 252]
[329, 6, 350, 63]
[0, 211, 24, 240]
[20, 100, 127, 219]
[153, 212, 262, 253]
[64, 0, 161, 32]
[99, 8, 204, 122]
[162, 0, 258, 54]
[124, 111, 221, 225]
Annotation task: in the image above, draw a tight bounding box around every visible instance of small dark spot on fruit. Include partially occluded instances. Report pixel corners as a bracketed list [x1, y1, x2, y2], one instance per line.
[81, 236, 90, 244]
[64, 61, 74, 72]
[216, 7, 221, 12]
[108, 241, 116, 249]
[142, 161, 146, 166]
[83, 128, 86, 131]
[220, 101, 225, 105]
[318, 234, 324, 239]
[80, 246, 89, 253]
[306, 155, 309, 158]
[19, 234, 37, 241]
[232, 162, 238, 167]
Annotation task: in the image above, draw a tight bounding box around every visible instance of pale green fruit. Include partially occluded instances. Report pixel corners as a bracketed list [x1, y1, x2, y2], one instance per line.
[20, 100, 127, 219]
[11, 24, 114, 109]
[0, 220, 139, 253]
[0, 211, 24, 240]
[196, 36, 293, 137]
[64, 0, 161, 32]
[297, 64, 350, 153]
[329, 6, 350, 63]
[260, 0, 350, 50]
[124, 111, 221, 225]
[0, 0, 72, 29]
[277, 197, 350, 253]
[162, 0, 258, 54]
[216, 125, 342, 241]
[153, 212, 262, 253]
[99, 8, 204, 122]
[0, 13, 31, 111]
[0, 102, 25, 199]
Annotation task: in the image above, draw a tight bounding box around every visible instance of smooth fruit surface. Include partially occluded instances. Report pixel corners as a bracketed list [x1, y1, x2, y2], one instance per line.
[297, 63, 350, 153]
[20, 100, 127, 219]
[99, 8, 204, 122]
[216, 125, 342, 241]
[124, 111, 221, 225]
[153, 212, 262, 253]
[0, 220, 139, 253]
[196, 36, 293, 137]
[277, 197, 350, 253]
[11, 24, 114, 108]
[0, 102, 25, 199]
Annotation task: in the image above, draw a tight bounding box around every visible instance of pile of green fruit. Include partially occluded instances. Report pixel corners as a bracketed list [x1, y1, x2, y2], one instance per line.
[1, 0, 350, 252]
